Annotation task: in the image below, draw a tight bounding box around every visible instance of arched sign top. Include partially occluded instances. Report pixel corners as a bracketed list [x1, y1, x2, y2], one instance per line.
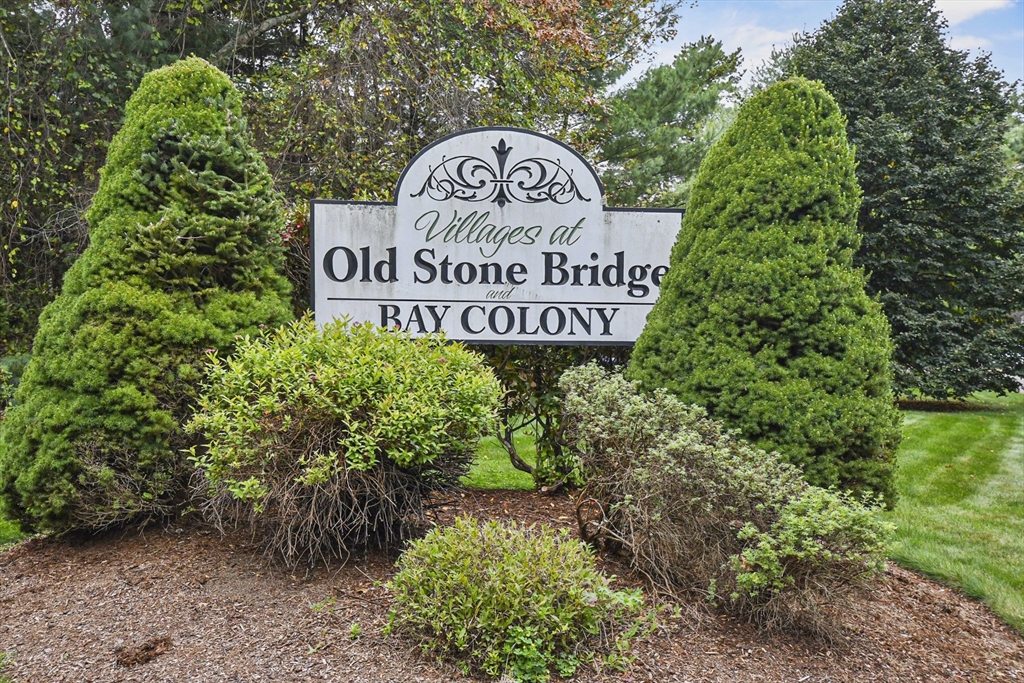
[394, 127, 604, 207]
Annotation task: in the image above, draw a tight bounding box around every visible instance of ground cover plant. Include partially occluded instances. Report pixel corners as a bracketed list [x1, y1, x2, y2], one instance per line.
[561, 363, 893, 634]
[387, 516, 647, 682]
[886, 392, 1024, 631]
[0, 58, 292, 533]
[188, 317, 500, 565]
[629, 78, 901, 504]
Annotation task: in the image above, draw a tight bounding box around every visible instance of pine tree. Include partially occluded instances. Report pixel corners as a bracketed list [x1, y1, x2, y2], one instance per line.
[629, 78, 901, 503]
[788, 0, 1024, 398]
[0, 58, 292, 531]
[598, 37, 741, 207]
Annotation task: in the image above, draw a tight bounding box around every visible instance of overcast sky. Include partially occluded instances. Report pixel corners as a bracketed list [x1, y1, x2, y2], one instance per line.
[624, 0, 1024, 90]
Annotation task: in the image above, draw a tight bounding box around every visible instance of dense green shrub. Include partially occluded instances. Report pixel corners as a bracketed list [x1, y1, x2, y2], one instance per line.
[387, 517, 646, 682]
[187, 317, 500, 565]
[629, 77, 901, 503]
[0, 58, 293, 532]
[0, 367, 12, 417]
[562, 363, 892, 633]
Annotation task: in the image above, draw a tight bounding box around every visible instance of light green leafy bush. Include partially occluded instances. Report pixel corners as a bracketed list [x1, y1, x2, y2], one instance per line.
[628, 78, 901, 505]
[387, 517, 647, 682]
[188, 317, 500, 564]
[0, 58, 292, 532]
[561, 363, 892, 632]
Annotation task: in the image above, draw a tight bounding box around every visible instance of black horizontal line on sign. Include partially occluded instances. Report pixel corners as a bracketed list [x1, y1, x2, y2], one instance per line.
[325, 297, 652, 306]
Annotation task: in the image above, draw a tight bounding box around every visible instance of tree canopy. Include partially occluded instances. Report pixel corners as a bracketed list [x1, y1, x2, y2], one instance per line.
[242, 0, 678, 202]
[786, 0, 1024, 398]
[597, 37, 741, 207]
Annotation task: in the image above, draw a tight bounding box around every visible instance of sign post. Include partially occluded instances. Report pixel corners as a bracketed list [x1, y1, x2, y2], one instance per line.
[312, 127, 681, 344]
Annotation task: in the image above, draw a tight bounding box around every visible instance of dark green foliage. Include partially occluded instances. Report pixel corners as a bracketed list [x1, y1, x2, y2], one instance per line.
[629, 78, 901, 502]
[0, 367, 12, 419]
[787, 0, 1024, 398]
[598, 37, 741, 207]
[1005, 94, 1024, 171]
[0, 355, 30, 386]
[0, 353, 29, 420]
[1005, 94, 1024, 208]
[0, 58, 292, 532]
[188, 318, 499, 565]
[387, 517, 646, 681]
[562, 364, 892, 633]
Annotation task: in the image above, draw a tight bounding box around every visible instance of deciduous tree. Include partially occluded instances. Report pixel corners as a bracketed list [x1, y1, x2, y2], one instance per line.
[0, 1, 678, 346]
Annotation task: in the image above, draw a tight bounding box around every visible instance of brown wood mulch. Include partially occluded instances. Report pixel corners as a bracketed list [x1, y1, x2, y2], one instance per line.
[1, 490, 1022, 682]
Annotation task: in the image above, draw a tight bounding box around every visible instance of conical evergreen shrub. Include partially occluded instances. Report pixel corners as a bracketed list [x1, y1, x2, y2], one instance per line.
[629, 78, 901, 503]
[0, 58, 292, 531]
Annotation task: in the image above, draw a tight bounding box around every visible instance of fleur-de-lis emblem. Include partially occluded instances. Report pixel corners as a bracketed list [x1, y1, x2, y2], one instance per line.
[412, 137, 590, 207]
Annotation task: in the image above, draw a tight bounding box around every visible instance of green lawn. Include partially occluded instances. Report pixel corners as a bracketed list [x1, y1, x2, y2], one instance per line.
[462, 433, 536, 490]
[464, 394, 1024, 632]
[886, 392, 1024, 632]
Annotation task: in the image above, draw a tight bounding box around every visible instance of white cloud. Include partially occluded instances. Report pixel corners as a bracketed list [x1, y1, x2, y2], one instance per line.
[948, 33, 994, 50]
[934, 0, 1014, 26]
[723, 22, 797, 76]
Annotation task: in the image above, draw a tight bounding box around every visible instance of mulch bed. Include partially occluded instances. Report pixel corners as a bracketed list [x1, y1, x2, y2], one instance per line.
[1, 490, 1022, 682]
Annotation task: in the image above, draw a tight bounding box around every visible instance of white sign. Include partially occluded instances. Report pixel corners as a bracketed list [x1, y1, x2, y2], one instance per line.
[312, 127, 681, 344]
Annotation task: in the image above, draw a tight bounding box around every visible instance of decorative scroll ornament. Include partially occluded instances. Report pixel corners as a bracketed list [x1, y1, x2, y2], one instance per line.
[411, 138, 590, 207]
